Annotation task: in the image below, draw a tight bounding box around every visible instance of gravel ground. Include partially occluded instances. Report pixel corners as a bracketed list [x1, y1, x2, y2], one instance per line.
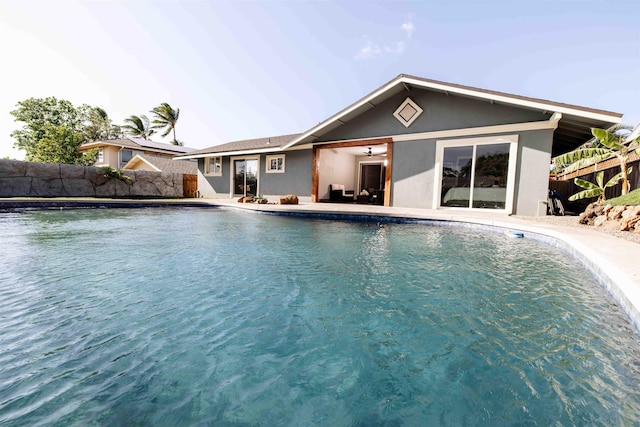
[515, 215, 640, 245]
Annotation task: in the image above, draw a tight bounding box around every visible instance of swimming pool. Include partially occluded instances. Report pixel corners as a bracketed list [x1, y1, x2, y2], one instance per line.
[0, 208, 638, 425]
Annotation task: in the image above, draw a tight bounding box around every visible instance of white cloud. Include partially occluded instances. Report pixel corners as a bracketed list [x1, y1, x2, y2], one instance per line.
[402, 20, 414, 38]
[355, 16, 414, 61]
[355, 39, 382, 60]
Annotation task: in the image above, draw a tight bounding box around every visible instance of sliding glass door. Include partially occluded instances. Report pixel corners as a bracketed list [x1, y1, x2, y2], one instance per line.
[437, 136, 517, 211]
[233, 159, 258, 197]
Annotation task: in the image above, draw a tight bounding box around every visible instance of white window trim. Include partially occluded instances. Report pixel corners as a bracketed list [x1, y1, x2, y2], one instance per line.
[265, 154, 285, 173]
[96, 148, 104, 163]
[204, 156, 223, 176]
[433, 135, 519, 213]
[229, 155, 260, 198]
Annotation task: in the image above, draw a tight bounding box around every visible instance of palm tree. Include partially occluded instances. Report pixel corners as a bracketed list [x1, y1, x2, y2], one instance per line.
[150, 102, 181, 145]
[121, 115, 155, 140]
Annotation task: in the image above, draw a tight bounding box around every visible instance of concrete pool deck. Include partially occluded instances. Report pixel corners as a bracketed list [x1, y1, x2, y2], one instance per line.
[1, 197, 639, 333]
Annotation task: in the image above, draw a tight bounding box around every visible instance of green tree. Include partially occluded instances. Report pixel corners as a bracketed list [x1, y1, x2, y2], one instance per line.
[82, 106, 118, 141]
[553, 127, 640, 196]
[150, 102, 181, 145]
[10, 97, 100, 164]
[30, 124, 98, 165]
[121, 115, 155, 140]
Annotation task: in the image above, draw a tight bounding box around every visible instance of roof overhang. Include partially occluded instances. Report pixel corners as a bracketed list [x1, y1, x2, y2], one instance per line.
[282, 74, 622, 156]
[175, 146, 284, 160]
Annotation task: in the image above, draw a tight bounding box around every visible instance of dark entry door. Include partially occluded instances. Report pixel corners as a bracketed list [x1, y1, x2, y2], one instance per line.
[360, 163, 383, 192]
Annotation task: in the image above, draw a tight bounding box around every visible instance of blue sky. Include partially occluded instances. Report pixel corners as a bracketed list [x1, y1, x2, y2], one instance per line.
[1, 0, 639, 159]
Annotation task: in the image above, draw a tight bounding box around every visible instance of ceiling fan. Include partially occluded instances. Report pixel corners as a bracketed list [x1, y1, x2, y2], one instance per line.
[363, 147, 386, 157]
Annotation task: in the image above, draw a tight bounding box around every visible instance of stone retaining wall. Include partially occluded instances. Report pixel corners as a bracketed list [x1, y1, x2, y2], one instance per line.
[579, 202, 640, 233]
[0, 159, 183, 198]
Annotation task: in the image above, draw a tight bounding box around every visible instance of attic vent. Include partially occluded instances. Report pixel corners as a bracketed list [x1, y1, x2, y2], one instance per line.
[393, 97, 423, 128]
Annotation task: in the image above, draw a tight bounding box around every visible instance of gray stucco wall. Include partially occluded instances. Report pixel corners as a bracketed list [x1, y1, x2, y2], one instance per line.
[198, 150, 312, 199]
[318, 89, 550, 143]
[390, 128, 554, 215]
[392, 138, 437, 209]
[513, 128, 555, 216]
[259, 149, 312, 197]
[198, 157, 231, 197]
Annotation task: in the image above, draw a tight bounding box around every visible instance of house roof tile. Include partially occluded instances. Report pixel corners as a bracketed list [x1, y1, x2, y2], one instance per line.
[182, 133, 302, 157]
[80, 138, 196, 154]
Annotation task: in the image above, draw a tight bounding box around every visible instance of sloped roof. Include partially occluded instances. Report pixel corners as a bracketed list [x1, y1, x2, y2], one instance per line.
[80, 138, 196, 155]
[176, 74, 623, 159]
[178, 133, 302, 159]
[123, 154, 198, 174]
[282, 74, 622, 155]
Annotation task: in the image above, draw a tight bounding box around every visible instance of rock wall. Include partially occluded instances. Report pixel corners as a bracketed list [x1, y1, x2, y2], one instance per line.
[579, 202, 640, 233]
[0, 159, 184, 198]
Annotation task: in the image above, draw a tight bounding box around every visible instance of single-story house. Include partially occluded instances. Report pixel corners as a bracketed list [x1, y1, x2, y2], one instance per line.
[79, 138, 195, 170]
[175, 74, 622, 216]
[123, 154, 198, 174]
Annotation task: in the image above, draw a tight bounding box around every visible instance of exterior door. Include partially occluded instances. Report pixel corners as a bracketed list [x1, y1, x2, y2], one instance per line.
[234, 159, 258, 196]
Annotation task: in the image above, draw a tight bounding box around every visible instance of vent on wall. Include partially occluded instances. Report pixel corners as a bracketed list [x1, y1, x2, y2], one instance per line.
[393, 97, 423, 128]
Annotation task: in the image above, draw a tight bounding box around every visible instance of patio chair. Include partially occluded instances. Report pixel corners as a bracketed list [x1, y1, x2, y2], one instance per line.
[329, 184, 355, 202]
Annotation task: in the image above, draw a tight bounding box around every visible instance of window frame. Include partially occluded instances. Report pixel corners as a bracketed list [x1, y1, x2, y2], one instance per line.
[96, 148, 104, 163]
[265, 154, 285, 174]
[433, 135, 518, 213]
[204, 156, 223, 176]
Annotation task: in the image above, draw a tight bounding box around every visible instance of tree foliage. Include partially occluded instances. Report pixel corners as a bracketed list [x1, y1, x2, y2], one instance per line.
[121, 114, 155, 140]
[150, 102, 181, 145]
[569, 168, 632, 203]
[553, 126, 640, 196]
[10, 97, 106, 164]
[82, 106, 121, 141]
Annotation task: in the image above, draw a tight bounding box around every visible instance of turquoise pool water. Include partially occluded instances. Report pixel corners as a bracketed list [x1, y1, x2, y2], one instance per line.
[0, 208, 638, 425]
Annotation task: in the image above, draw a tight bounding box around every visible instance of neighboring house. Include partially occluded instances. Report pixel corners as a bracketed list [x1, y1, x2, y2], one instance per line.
[175, 74, 622, 216]
[123, 154, 198, 174]
[79, 138, 195, 170]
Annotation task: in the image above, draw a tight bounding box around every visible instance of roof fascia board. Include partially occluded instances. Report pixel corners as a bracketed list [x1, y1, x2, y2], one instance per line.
[175, 146, 283, 160]
[124, 155, 161, 172]
[400, 76, 622, 123]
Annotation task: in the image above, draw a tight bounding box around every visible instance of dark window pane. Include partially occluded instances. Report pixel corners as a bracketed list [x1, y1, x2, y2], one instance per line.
[472, 143, 509, 209]
[441, 146, 473, 207]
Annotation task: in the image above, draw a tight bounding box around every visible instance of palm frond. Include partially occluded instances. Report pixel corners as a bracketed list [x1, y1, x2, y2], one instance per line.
[574, 176, 601, 191]
[568, 188, 603, 201]
[605, 167, 633, 188]
[592, 128, 624, 151]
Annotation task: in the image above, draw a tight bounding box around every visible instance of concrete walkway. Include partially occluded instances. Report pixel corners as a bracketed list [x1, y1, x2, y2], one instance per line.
[2, 197, 639, 333]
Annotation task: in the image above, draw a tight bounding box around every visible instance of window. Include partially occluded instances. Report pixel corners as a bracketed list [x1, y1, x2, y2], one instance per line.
[205, 156, 222, 176]
[435, 135, 518, 212]
[266, 155, 285, 173]
[121, 149, 134, 164]
[120, 149, 142, 166]
[96, 148, 104, 163]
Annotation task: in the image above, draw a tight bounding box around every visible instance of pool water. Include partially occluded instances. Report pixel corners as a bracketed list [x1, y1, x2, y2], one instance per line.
[0, 208, 638, 426]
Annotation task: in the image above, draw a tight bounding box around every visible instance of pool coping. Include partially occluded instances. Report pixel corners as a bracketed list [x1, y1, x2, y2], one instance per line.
[2, 197, 639, 334]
